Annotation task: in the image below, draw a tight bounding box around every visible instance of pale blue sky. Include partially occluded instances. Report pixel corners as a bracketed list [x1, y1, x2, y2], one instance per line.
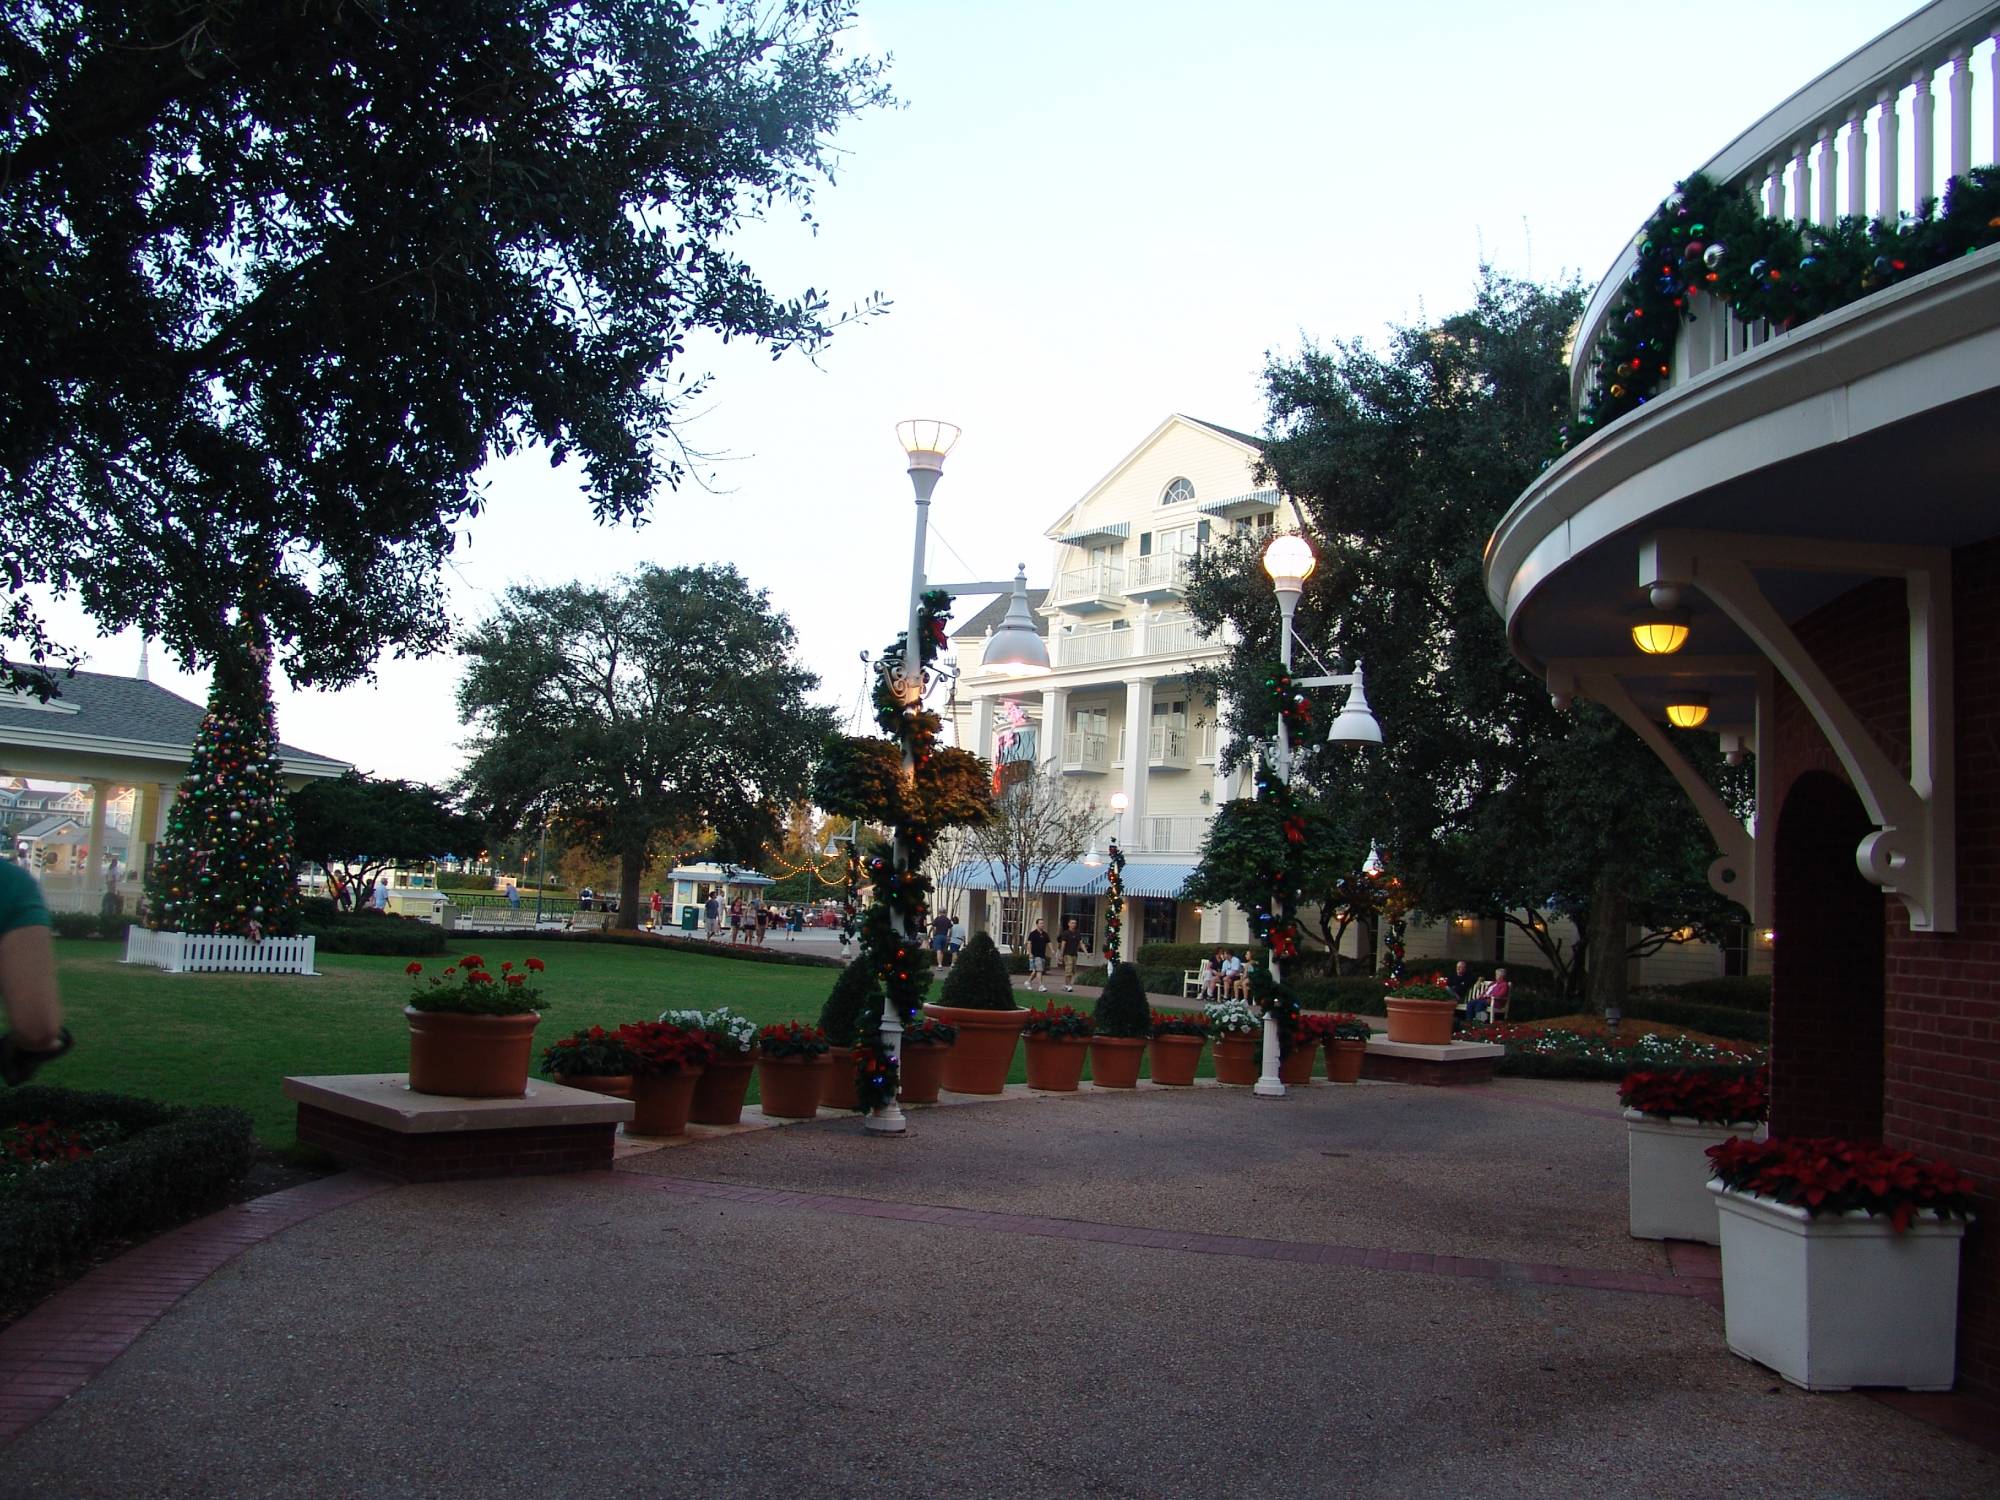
[48, 1, 1914, 784]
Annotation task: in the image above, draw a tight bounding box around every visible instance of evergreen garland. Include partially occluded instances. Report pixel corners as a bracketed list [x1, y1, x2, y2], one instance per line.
[1102, 839, 1126, 967]
[1566, 165, 2000, 446]
[144, 622, 300, 940]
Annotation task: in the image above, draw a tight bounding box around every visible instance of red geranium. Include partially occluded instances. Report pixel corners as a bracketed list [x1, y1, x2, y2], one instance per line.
[525, 957, 545, 972]
[1021, 1003, 1094, 1040]
[757, 1021, 829, 1060]
[1619, 1067, 1768, 1125]
[1707, 1135, 1978, 1232]
[1149, 1008, 1209, 1039]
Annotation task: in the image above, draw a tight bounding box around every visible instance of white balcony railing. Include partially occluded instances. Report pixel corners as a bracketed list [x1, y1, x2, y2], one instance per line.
[1125, 554, 1190, 595]
[1061, 730, 1110, 774]
[1054, 628, 1134, 668]
[1197, 720, 1218, 762]
[1147, 725, 1191, 769]
[1572, 7, 2000, 415]
[1141, 815, 1208, 854]
[1050, 564, 1124, 607]
[1144, 614, 1205, 657]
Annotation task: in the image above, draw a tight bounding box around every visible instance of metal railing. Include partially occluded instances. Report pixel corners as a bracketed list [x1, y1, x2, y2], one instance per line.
[1571, 7, 2000, 416]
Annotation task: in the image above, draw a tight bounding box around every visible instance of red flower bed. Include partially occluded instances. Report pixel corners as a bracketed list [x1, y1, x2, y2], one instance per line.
[1619, 1066, 1768, 1124]
[1707, 1135, 1978, 1232]
[611, 1021, 715, 1075]
[1022, 1003, 1094, 1041]
[757, 1021, 829, 1060]
[1149, 1009, 1208, 1039]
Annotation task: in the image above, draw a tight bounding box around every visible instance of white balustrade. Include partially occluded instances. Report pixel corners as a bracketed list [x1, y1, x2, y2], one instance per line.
[1061, 730, 1110, 774]
[1147, 725, 1191, 768]
[1571, 8, 2000, 415]
[1055, 628, 1134, 668]
[1141, 815, 1207, 853]
[1144, 614, 1206, 657]
[1125, 555, 1191, 594]
[1051, 563, 1125, 605]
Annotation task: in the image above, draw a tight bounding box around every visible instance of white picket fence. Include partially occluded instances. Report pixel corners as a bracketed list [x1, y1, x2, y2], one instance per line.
[124, 928, 319, 976]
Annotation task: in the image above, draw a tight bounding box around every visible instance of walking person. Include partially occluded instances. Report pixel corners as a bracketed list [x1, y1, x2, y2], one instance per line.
[506, 882, 521, 917]
[372, 877, 389, 914]
[703, 892, 720, 941]
[728, 896, 746, 946]
[0, 856, 70, 1086]
[930, 909, 953, 970]
[648, 889, 664, 931]
[1026, 919, 1051, 991]
[1057, 917, 1084, 993]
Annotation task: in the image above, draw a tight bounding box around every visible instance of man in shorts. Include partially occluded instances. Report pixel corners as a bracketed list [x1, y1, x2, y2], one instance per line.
[1057, 917, 1084, 993]
[1025, 919, 1051, 991]
[703, 893, 720, 940]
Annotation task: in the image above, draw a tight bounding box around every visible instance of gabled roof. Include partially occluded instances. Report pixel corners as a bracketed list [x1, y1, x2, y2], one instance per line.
[950, 589, 1051, 641]
[1181, 415, 1267, 451]
[0, 666, 346, 774]
[1044, 413, 1267, 539]
[16, 814, 82, 839]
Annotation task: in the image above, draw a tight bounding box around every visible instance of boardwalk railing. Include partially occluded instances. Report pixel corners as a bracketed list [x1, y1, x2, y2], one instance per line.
[124, 928, 319, 976]
[1573, 2, 2000, 412]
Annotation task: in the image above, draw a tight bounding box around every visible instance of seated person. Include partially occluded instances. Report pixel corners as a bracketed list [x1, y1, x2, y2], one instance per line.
[1482, 968, 1512, 1022]
[1446, 960, 1475, 1008]
[1220, 950, 1247, 1000]
[1196, 955, 1219, 1000]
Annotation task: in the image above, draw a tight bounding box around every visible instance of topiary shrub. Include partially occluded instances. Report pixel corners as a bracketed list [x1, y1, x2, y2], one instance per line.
[51, 912, 98, 940]
[1092, 962, 1151, 1039]
[936, 931, 1019, 1011]
[820, 958, 879, 1047]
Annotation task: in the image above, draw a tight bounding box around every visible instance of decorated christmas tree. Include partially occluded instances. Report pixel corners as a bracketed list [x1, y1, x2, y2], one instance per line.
[145, 623, 301, 939]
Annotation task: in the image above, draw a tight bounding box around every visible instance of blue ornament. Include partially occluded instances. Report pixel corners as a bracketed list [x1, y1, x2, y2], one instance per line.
[1748, 259, 1767, 281]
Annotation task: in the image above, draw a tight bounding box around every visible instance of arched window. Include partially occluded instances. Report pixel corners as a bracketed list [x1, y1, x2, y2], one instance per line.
[1160, 477, 1195, 506]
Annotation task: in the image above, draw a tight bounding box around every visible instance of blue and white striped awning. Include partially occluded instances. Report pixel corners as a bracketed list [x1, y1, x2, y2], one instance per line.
[1196, 488, 1281, 520]
[946, 860, 1195, 901]
[1052, 520, 1131, 545]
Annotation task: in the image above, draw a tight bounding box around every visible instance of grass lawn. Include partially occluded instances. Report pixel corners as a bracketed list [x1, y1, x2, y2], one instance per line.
[39, 938, 1244, 1153]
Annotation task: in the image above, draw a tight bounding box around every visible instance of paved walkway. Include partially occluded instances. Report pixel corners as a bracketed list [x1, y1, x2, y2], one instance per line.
[2, 1079, 1995, 1499]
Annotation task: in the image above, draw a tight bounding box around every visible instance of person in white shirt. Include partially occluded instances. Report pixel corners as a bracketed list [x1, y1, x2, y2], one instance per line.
[1220, 951, 1247, 1000]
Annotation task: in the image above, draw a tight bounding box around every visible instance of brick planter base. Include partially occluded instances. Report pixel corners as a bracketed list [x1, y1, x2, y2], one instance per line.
[1360, 1038, 1504, 1087]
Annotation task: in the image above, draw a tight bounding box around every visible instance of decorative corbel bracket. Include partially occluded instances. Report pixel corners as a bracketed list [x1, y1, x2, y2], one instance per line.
[1545, 656, 1770, 925]
[1639, 530, 1954, 933]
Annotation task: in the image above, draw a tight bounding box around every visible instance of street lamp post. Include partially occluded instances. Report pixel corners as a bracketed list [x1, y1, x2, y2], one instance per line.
[1255, 533, 1384, 1098]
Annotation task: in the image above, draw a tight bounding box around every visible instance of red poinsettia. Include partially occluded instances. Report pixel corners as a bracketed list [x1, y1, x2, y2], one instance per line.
[1149, 1008, 1209, 1039]
[1022, 1003, 1094, 1040]
[1706, 1135, 1978, 1232]
[757, 1021, 829, 1059]
[611, 1021, 715, 1076]
[1619, 1067, 1768, 1125]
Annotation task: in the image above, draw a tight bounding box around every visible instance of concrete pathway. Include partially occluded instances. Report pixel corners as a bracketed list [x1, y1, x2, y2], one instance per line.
[1, 1079, 1994, 1499]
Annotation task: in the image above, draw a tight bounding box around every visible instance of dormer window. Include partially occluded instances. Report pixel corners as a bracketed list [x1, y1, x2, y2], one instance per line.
[1160, 477, 1195, 506]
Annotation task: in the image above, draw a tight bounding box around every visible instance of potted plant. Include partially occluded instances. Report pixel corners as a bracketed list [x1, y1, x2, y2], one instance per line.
[1021, 1002, 1094, 1092]
[818, 959, 877, 1111]
[1148, 1009, 1208, 1086]
[1204, 998, 1262, 1085]
[1706, 1135, 1977, 1390]
[612, 1020, 715, 1137]
[755, 1021, 831, 1119]
[922, 930, 1028, 1095]
[404, 954, 546, 1097]
[1325, 1014, 1372, 1083]
[1089, 962, 1150, 1088]
[538, 1024, 639, 1098]
[1383, 973, 1457, 1045]
[1620, 1066, 1768, 1244]
[665, 1007, 760, 1126]
[1280, 1011, 1326, 1086]
[897, 1016, 958, 1105]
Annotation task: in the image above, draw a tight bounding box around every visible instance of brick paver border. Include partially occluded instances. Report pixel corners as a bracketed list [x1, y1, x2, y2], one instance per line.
[610, 1169, 1724, 1303]
[0, 1171, 392, 1447]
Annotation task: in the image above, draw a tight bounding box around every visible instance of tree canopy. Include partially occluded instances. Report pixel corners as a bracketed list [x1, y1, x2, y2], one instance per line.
[290, 771, 483, 902]
[0, 0, 891, 690]
[1184, 269, 1751, 1005]
[455, 563, 832, 921]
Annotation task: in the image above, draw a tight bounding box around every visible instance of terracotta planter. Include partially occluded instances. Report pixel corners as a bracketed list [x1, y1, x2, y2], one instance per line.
[897, 1042, 951, 1105]
[820, 1046, 859, 1112]
[552, 1073, 633, 1100]
[756, 1054, 829, 1118]
[405, 1006, 540, 1098]
[627, 1068, 702, 1137]
[923, 1004, 1029, 1095]
[1278, 1041, 1316, 1086]
[1089, 1035, 1146, 1089]
[1384, 996, 1457, 1045]
[1212, 1033, 1261, 1085]
[1149, 1033, 1204, 1086]
[688, 1053, 756, 1125]
[1024, 1035, 1089, 1091]
[1326, 1038, 1367, 1084]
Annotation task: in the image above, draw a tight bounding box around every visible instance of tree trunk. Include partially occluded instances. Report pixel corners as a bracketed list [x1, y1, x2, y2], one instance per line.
[615, 853, 645, 932]
[1583, 870, 1630, 1017]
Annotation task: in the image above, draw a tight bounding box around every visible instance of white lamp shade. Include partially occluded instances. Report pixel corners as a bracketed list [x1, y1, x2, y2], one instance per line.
[896, 419, 961, 471]
[1110, 791, 1129, 811]
[979, 570, 1050, 678]
[1081, 844, 1103, 868]
[1327, 669, 1383, 744]
[1262, 532, 1317, 589]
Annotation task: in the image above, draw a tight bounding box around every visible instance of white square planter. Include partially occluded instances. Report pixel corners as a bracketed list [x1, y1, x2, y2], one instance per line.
[1624, 1109, 1762, 1244]
[1711, 1183, 1968, 1391]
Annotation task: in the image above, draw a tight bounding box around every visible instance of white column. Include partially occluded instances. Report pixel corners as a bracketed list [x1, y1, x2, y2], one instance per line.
[1122, 679, 1151, 848]
[1814, 130, 1836, 225]
[971, 696, 995, 763]
[1911, 69, 1934, 207]
[1764, 162, 1784, 217]
[1041, 687, 1068, 772]
[1878, 88, 1901, 219]
[86, 780, 110, 892]
[1211, 695, 1235, 809]
[1845, 110, 1868, 219]
[1946, 48, 1971, 180]
[1788, 145, 1809, 224]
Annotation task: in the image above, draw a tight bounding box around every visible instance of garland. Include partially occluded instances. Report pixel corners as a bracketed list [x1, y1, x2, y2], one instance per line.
[1260, 660, 1313, 734]
[1566, 165, 2000, 447]
[1103, 839, 1126, 967]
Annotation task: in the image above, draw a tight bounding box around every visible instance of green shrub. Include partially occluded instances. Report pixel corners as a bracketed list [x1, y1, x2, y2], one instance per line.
[820, 959, 878, 1047]
[937, 931, 1018, 1010]
[51, 912, 99, 940]
[1135, 942, 1218, 970]
[1658, 975, 1771, 1011]
[436, 872, 496, 893]
[97, 911, 137, 941]
[1291, 976, 1390, 1015]
[1626, 994, 1770, 1042]
[0, 1086, 253, 1283]
[1092, 963, 1151, 1038]
[304, 916, 447, 956]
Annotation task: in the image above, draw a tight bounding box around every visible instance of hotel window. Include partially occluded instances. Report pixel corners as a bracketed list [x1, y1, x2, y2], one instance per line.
[1160, 477, 1195, 506]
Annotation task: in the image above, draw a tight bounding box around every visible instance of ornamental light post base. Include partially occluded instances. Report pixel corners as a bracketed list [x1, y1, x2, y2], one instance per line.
[863, 1010, 908, 1134]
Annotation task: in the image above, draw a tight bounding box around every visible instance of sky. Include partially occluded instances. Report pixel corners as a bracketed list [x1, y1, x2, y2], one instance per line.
[36, 0, 1911, 786]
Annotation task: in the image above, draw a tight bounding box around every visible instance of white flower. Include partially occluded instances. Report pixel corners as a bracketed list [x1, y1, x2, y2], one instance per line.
[1203, 999, 1260, 1036]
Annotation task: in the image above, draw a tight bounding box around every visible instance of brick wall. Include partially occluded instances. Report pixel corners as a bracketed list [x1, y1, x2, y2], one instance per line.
[1771, 541, 2000, 1398]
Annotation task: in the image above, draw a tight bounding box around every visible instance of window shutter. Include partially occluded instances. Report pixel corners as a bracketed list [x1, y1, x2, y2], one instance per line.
[1196, 520, 1211, 546]
[1138, 532, 1152, 556]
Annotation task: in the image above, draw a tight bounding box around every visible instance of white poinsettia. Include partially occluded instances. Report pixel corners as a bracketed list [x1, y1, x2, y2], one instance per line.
[1203, 998, 1261, 1036]
[657, 1005, 759, 1055]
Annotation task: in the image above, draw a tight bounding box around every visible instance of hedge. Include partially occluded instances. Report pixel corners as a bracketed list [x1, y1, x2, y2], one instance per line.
[1, 1085, 254, 1285]
[1626, 994, 1770, 1042]
[1656, 975, 1771, 1011]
